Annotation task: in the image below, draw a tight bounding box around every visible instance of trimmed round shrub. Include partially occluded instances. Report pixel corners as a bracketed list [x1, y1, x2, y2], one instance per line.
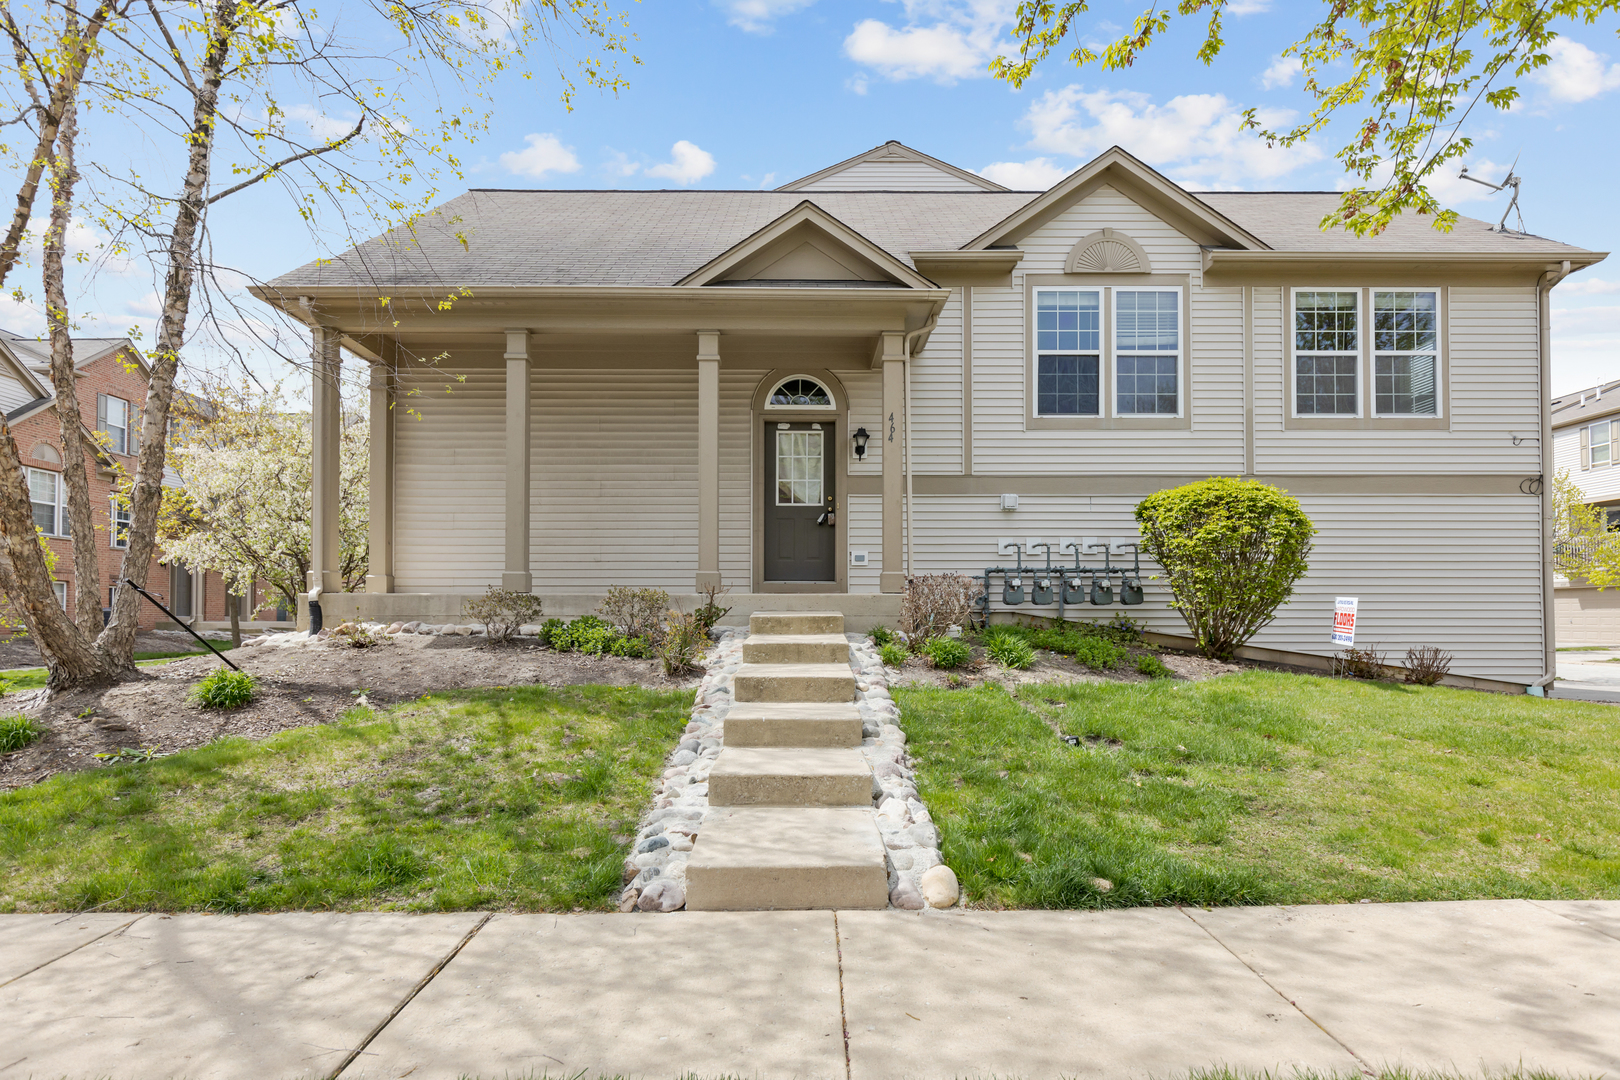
[985, 633, 1035, 670]
[191, 668, 258, 710]
[1135, 478, 1315, 661]
[922, 636, 971, 670]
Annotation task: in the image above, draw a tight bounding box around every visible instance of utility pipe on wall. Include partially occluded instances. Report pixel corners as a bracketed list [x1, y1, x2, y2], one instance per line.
[1536, 259, 1571, 690]
[902, 314, 941, 581]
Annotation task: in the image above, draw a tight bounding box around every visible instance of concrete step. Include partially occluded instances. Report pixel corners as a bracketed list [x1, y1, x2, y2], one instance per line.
[725, 702, 863, 748]
[749, 611, 845, 636]
[733, 663, 855, 704]
[685, 806, 889, 911]
[742, 633, 851, 666]
[708, 747, 873, 807]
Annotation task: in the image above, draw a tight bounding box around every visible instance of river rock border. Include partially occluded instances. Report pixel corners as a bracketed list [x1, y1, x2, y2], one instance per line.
[617, 629, 948, 913]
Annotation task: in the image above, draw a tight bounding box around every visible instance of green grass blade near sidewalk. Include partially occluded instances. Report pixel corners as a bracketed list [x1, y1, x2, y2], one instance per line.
[0, 685, 690, 913]
[898, 672, 1620, 909]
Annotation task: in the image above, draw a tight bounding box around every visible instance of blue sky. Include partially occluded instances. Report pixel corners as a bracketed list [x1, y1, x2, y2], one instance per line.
[12, 0, 1620, 394]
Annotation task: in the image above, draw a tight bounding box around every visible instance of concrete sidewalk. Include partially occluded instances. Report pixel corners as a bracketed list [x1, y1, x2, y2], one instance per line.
[2, 899, 1617, 1080]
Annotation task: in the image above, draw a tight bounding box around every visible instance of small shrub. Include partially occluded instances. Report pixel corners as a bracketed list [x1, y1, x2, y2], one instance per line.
[1135, 653, 1175, 679]
[1072, 637, 1126, 671]
[327, 621, 385, 648]
[571, 623, 625, 657]
[985, 633, 1036, 670]
[1334, 645, 1389, 681]
[922, 636, 971, 670]
[0, 712, 42, 752]
[694, 582, 733, 634]
[598, 586, 670, 644]
[869, 626, 896, 648]
[537, 618, 566, 648]
[660, 609, 706, 676]
[900, 573, 982, 643]
[1135, 477, 1315, 660]
[1404, 645, 1453, 686]
[879, 641, 909, 668]
[549, 615, 614, 653]
[1104, 612, 1144, 643]
[191, 668, 257, 710]
[463, 587, 544, 643]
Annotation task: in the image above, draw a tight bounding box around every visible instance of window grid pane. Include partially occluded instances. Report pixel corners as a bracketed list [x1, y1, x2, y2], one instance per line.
[775, 431, 823, 506]
[1114, 291, 1180, 415]
[1037, 354, 1100, 416]
[1036, 289, 1100, 353]
[28, 468, 57, 535]
[1373, 290, 1438, 415]
[1116, 291, 1179, 351]
[1593, 421, 1613, 466]
[1296, 355, 1359, 415]
[1293, 291, 1359, 415]
[1117, 355, 1178, 415]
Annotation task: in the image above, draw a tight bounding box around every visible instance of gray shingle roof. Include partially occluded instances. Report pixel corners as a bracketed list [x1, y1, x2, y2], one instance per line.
[268, 187, 1594, 290]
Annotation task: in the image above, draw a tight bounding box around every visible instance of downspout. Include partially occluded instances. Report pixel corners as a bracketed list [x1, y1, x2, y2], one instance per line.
[1534, 259, 1571, 692]
[903, 314, 941, 582]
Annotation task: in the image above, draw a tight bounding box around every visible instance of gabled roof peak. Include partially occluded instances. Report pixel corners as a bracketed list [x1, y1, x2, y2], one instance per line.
[778, 141, 1008, 193]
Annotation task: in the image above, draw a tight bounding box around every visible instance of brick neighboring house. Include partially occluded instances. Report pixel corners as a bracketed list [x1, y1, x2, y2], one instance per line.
[0, 329, 290, 634]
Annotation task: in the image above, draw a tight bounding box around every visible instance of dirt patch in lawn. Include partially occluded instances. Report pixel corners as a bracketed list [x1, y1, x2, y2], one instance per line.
[0, 634, 696, 792]
[887, 644, 1244, 691]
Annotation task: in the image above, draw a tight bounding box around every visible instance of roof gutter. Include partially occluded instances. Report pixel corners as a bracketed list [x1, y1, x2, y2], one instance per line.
[1534, 258, 1572, 693]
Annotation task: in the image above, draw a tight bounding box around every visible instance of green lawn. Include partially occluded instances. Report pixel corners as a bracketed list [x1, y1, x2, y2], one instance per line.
[898, 671, 1620, 909]
[0, 648, 236, 691]
[0, 684, 689, 912]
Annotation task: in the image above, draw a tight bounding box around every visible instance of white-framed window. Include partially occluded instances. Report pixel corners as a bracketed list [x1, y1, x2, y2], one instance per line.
[1114, 289, 1181, 415]
[110, 497, 130, 549]
[27, 467, 62, 536]
[1590, 420, 1616, 468]
[1034, 288, 1102, 416]
[1293, 289, 1360, 416]
[775, 429, 824, 506]
[765, 377, 834, 410]
[97, 393, 131, 455]
[52, 580, 66, 608]
[1373, 289, 1439, 416]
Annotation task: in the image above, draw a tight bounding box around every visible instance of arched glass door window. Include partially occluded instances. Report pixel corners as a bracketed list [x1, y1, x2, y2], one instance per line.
[767, 377, 834, 409]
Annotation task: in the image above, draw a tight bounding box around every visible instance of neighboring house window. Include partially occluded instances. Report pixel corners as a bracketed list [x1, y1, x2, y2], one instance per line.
[52, 581, 66, 608]
[1373, 290, 1439, 415]
[28, 467, 61, 535]
[1294, 290, 1360, 415]
[110, 497, 130, 549]
[1590, 420, 1615, 467]
[1115, 289, 1180, 415]
[1035, 289, 1101, 416]
[97, 393, 131, 455]
[766, 377, 833, 409]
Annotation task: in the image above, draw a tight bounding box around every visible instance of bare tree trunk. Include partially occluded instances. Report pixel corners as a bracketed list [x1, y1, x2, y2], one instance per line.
[42, 92, 103, 641]
[229, 595, 240, 648]
[97, 0, 237, 669]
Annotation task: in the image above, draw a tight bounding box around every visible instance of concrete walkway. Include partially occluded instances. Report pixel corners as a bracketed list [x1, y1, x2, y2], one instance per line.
[1551, 646, 1620, 702]
[2, 899, 1617, 1080]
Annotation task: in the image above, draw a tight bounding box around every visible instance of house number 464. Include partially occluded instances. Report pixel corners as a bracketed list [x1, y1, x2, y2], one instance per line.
[888, 411, 895, 442]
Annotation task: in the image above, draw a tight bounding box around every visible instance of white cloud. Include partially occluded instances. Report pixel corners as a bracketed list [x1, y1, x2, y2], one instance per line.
[977, 157, 1071, 189]
[126, 291, 164, 317]
[1552, 303, 1620, 394]
[1020, 85, 1322, 187]
[1531, 38, 1620, 103]
[498, 133, 582, 179]
[1226, 0, 1270, 12]
[843, 0, 1013, 83]
[602, 150, 641, 177]
[646, 140, 716, 185]
[285, 103, 358, 143]
[1560, 277, 1620, 296]
[718, 0, 815, 33]
[1260, 55, 1300, 90]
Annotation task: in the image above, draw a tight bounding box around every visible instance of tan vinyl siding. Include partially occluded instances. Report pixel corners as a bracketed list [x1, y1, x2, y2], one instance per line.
[844, 367, 883, 479]
[719, 369, 755, 589]
[906, 492, 1543, 681]
[1015, 185, 1205, 276]
[1254, 285, 1545, 473]
[848, 493, 882, 593]
[794, 160, 990, 191]
[911, 288, 963, 473]
[0, 374, 34, 411]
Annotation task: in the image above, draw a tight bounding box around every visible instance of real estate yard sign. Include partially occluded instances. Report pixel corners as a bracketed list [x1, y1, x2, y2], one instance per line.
[1332, 597, 1358, 646]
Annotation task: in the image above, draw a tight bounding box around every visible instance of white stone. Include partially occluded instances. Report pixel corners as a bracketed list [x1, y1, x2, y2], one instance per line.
[889, 849, 915, 871]
[637, 878, 686, 912]
[632, 851, 667, 870]
[920, 864, 960, 908]
[911, 847, 941, 873]
[890, 876, 925, 910]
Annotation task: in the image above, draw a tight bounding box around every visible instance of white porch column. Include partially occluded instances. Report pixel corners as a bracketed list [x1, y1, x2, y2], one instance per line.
[696, 330, 721, 592]
[503, 329, 533, 592]
[877, 330, 907, 594]
[365, 357, 394, 593]
[309, 325, 343, 595]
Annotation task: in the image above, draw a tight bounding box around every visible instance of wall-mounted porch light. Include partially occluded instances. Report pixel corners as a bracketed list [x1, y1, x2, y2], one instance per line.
[853, 426, 870, 460]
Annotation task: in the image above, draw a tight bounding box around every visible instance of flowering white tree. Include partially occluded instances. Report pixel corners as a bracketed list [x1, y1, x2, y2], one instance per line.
[158, 384, 368, 619]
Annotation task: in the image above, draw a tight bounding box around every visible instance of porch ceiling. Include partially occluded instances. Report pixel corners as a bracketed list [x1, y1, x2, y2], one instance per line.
[368, 331, 890, 371]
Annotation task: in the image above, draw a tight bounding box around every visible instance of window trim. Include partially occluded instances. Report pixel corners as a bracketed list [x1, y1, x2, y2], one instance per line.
[1282, 285, 1450, 431]
[1112, 286, 1184, 418]
[27, 466, 63, 537]
[1024, 273, 1192, 431]
[1370, 286, 1444, 419]
[109, 496, 130, 549]
[1585, 419, 1618, 470]
[1032, 285, 1103, 418]
[1289, 286, 1363, 419]
[51, 580, 66, 608]
[763, 375, 836, 411]
[98, 392, 131, 455]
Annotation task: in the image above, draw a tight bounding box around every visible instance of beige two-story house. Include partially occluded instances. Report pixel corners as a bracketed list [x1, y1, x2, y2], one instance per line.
[253, 142, 1603, 691]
